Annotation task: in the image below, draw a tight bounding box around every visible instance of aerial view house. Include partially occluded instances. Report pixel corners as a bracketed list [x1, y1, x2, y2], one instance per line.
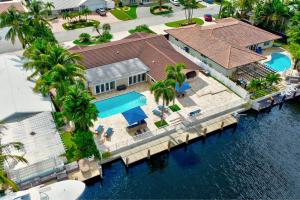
[70, 33, 200, 96]
[36, 0, 112, 13]
[166, 18, 281, 80]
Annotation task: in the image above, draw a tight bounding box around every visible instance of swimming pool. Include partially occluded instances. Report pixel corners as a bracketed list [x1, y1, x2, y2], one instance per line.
[94, 91, 147, 118]
[264, 52, 291, 72]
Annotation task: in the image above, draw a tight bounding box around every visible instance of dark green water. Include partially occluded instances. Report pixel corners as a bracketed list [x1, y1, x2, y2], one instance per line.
[81, 101, 300, 199]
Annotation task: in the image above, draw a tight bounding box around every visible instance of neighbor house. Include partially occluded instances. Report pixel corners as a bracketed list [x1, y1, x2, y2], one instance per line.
[0, 54, 54, 123]
[0, 1, 25, 13]
[32, 0, 114, 13]
[70, 33, 200, 96]
[166, 17, 281, 78]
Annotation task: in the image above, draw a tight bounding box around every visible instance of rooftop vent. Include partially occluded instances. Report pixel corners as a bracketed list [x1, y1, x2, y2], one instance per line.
[30, 131, 36, 136]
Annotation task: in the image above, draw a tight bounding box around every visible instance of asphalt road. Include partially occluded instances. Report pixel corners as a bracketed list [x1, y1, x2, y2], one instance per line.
[0, 4, 219, 54]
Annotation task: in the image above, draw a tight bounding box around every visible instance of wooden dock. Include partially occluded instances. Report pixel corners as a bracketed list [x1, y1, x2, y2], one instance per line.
[68, 161, 101, 181]
[121, 115, 237, 166]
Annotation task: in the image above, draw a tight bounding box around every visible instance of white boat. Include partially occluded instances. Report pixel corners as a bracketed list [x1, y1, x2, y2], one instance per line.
[2, 180, 86, 200]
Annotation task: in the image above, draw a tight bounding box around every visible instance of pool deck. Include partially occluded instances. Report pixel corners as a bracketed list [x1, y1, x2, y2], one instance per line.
[91, 72, 242, 153]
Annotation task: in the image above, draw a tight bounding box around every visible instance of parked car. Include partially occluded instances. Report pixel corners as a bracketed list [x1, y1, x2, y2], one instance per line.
[170, 0, 180, 6]
[96, 8, 107, 16]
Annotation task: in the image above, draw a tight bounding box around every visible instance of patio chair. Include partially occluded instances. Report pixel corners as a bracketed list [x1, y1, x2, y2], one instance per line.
[158, 105, 169, 113]
[189, 109, 202, 117]
[105, 128, 113, 138]
[95, 125, 104, 134]
[152, 109, 162, 117]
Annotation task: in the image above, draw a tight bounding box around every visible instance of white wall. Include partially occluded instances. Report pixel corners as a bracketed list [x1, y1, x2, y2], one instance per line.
[83, 0, 106, 10]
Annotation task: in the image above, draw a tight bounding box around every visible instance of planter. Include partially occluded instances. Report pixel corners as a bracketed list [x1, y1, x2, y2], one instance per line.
[150, 5, 173, 15]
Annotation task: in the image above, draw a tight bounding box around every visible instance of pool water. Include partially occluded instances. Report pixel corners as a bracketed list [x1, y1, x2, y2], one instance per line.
[264, 52, 291, 72]
[94, 91, 147, 118]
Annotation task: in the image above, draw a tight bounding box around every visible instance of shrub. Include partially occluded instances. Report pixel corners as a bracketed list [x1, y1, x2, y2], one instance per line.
[101, 152, 112, 159]
[150, 5, 173, 15]
[98, 32, 113, 42]
[73, 130, 100, 159]
[52, 112, 65, 128]
[79, 33, 91, 43]
[129, 24, 155, 34]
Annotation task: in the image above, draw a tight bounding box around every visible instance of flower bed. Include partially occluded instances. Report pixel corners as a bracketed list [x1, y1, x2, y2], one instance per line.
[154, 120, 168, 128]
[129, 24, 155, 34]
[62, 19, 100, 30]
[150, 5, 173, 15]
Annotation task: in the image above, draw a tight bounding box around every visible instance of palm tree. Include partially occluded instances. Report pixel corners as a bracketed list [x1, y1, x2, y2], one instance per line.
[150, 79, 176, 121]
[34, 45, 85, 104]
[23, 39, 53, 79]
[247, 78, 265, 93]
[62, 81, 98, 131]
[179, 0, 198, 24]
[219, 0, 235, 18]
[166, 63, 186, 87]
[44, 2, 55, 16]
[266, 73, 282, 86]
[0, 124, 28, 192]
[93, 23, 102, 36]
[234, 0, 257, 19]
[288, 43, 300, 70]
[0, 7, 28, 48]
[102, 23, 111, 33]
[80, 7, 91, 21]
[62, 11, 71, 24]
[25, 0, 50, 26]
[79, 33, 91, 43]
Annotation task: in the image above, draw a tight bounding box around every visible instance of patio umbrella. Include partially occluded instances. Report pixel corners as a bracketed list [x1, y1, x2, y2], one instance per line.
[175, 81, 191, 94]
[122, 106, 148, 125]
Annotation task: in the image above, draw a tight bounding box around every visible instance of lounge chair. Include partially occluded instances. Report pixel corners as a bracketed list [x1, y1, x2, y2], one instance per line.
[95, 125, 104, 134]
[152, 109, 162, 117]
[189, 109, 202, 117]
[158, 105, 169, 113]
[105, 128, 113, 138]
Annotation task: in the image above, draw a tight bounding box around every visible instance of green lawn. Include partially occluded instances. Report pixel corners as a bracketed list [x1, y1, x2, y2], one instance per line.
[110, 5, 137, 21]
[154, 120, 168, 128]
[196, 3, 206, 8]
[61, 132, 80, 163]
[169, 104, 181, 112]
[165, 18, 204, 27]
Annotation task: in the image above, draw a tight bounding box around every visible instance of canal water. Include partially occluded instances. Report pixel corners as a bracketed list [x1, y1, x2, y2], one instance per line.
[81, 101, 300, 199]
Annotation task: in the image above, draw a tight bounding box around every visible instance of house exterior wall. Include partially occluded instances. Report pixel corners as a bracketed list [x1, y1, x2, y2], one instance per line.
[82, 0, 106, 11]
[169, 35, 237, 77]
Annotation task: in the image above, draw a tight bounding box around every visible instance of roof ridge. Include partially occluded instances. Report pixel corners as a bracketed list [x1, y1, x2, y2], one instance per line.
[71, 34, 161, 53]
[226, 46, 232, 68]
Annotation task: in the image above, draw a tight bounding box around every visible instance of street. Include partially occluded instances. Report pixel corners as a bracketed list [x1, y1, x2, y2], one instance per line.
[0, 4, 219, 54]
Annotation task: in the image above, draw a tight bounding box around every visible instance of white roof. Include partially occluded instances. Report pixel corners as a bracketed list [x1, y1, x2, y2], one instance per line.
[40, 0, 87, 11]
[0, 54, 54, 121]
[1, 112, 65, 171]
[86, 58, 150, 85]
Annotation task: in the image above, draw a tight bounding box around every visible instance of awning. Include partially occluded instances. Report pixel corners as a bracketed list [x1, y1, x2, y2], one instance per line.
[122, 107, 148, 125]
[175, 81, 191, 93]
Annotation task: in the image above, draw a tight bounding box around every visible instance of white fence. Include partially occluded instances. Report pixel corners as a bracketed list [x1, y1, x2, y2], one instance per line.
[103, 99, 246, 154]
[171, 44, 250, 100]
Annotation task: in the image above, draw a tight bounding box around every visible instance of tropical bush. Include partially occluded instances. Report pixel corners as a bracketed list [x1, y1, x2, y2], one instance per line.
[62, 19, 100, 30]
[150, 5, 173, 15]
[154, 120, 168, 128]
[129, 25, 155, 34]
[79, 33, 91, 43]
[72, 130, 100, 159]
[169, 104, 181, 112]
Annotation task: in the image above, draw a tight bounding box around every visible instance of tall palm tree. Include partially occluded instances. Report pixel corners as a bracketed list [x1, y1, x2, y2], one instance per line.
[166, 63, 186, 87]
[0, 124, 28, 192]
[150, 79, 176, 121]
[219, 0, 235, 18]
[288, 43, 300, 70]
[25, 0, 50, 26]
[0, 7, 28, 48]
[34, 45, 85, 105]
[247, 78, 265, 93]
[234, 0, 257, 18]
[63, 81, 98, 131]
[266, 73, 282, 86]
[23, 39, 53, 79]
[80, 7, 91, 21]
[44, 2, 55, 16]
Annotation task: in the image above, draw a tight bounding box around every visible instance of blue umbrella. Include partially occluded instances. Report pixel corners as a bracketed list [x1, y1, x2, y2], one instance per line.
[122, 106, 148, 125]
[175, 81, 191, 94]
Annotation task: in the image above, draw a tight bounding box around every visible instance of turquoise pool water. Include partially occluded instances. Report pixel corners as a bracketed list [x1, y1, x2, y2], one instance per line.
[264, 52, 291, 72]
[94, 91, 147, 118]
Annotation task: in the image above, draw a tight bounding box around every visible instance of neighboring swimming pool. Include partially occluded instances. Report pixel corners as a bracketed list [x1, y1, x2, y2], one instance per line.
[264, 52, 291, 72]
[94, 91, 147, 118]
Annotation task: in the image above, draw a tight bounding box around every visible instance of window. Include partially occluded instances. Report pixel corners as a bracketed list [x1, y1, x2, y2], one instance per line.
[129, 77, 132, 85]
[110, 81, 115, 90]
[184, 47, 190, 53]
[133, 76, 137, 84]
[101, 84, 105, 93]
[95, 85, 100, 94]
[138, 74, 141, 82]
[263, 41, 270, 46]
[106, 83, 109, 91]
[128, 73, 147, 86]
[142, 73, 146, 81]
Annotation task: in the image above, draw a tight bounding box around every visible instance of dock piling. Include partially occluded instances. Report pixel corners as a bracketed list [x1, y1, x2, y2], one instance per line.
[185, 134, 189, 144]
[147, 149, 151, 159]
[168, 141, 171, 151]
[203, 127, 207, 137]
[126, 157, 129, 167]
[220, 121, 224, 130]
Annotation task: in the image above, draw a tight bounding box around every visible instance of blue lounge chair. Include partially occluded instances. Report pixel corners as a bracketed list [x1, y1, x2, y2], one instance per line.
[105, 128, 113, 138]
[158, 105, 169, 112]
[95, 125, 104, 134]
[189, 109, 202, 117]
[152, 109, 162, 117]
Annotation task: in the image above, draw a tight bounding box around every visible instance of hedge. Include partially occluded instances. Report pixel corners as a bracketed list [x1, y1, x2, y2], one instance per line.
[150, 5, 173, 15]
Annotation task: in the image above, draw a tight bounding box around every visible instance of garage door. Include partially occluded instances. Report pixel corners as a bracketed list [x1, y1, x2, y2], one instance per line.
[83, 0, 106, 11]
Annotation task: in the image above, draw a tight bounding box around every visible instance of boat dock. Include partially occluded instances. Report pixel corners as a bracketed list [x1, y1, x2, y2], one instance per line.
[121, 114, 237, 166]
[68, 160, 101, 181]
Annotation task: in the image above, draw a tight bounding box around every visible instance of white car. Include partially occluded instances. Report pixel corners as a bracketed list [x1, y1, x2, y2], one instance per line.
[170, 0, 180, 6]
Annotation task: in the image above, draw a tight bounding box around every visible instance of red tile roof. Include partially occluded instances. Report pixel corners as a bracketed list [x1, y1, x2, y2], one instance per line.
[0, 2, 25, 13]
[70, 33, 200, 81]
[166, 18, 281, 69]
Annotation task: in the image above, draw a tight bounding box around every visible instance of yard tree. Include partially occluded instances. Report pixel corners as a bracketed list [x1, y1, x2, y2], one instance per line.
[150, 79, 176, 121]
[179, 0, 198, 24]
[62, 81, 98, 131]
[72, 130, 99, 158]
